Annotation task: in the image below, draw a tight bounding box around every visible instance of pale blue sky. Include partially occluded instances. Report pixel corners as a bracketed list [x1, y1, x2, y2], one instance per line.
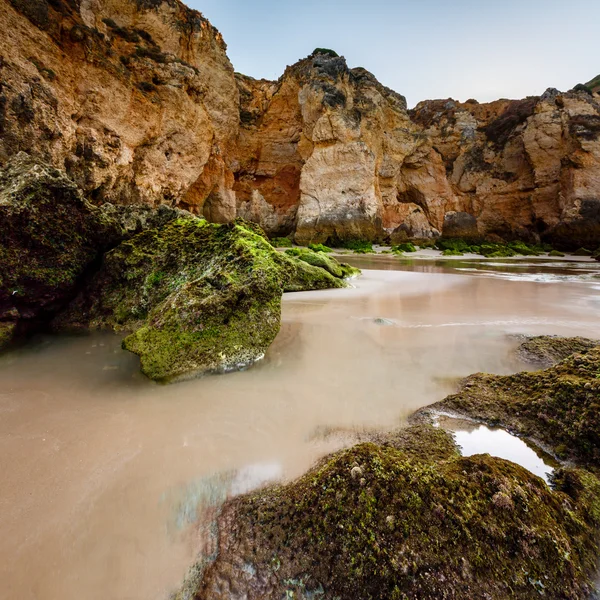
[187, 0, 600, 107]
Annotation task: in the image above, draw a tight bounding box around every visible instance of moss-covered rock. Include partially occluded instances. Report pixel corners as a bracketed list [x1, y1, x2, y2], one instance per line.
[186, 425, 600, 600]
[424, 347, 600, 466]
[0, 322, 16, 351]
[56, 218, 358, 381]
[0, 153, 122, 343]
[517, 335, 599, 367]
[284, 247, 359, 280]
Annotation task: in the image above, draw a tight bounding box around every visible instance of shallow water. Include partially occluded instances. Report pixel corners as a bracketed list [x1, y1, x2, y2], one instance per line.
[1, 259, 599, 600]
[437, 416, 556, 484]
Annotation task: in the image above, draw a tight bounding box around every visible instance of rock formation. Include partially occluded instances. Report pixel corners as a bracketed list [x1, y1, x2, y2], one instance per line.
[0, 152, 122, 348]
[54, 217, 355, 381]
[421, 344, 600, 466]
[2, 0, 600, 249]
[179, 425, 600, 599]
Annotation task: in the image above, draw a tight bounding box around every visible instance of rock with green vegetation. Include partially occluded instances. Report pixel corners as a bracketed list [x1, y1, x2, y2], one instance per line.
[285, 248, 359, 280]
[339, 239, 374, 253]
[99, 203, 193, 237]
[549, 249, 566, 257]
[0, 322, 16, 351]
[269, 237, 293, 248]
[517, 335, 599, 367]
[391, 242, 416, 253]
[436, 237, 547, 258]
[423, 346, 600, 466]
[0, 153, 122, 345]
[507, 240, 542, 256]
[183, 425, 600, 600]
[308, 243, 332, 253]
[574, 248, 593, 257]
[435, 237, 474, 253]
[56, 219, 358, 381]
[442, 248, 464, 256]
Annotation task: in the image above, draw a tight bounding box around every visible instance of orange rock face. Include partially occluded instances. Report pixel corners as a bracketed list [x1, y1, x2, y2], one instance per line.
[1, 0, 600, 249]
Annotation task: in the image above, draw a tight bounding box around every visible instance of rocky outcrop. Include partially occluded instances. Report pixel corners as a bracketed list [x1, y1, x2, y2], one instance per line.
[422, 345, 600, 467]
[2, 1, 600, 249]
[233, 52, 453, 244]
[54, 217, 355, 381]
[516, 335, 599, 367]
[0, 152, 122, 347]
[179, 425, 600, 600]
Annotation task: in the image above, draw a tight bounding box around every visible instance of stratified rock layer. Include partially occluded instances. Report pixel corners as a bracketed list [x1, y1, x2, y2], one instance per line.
[181, 426, 600, 600]
[2, 0, 600, 249]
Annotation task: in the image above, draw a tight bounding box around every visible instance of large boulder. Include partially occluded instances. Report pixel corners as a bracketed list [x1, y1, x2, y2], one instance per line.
[55, 218, 355, 381]
[180, 426, 600, 600]
[0, 153, 122, 348]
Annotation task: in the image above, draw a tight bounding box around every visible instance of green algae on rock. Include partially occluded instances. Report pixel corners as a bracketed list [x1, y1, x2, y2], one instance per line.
[284, 247, 360, 280]
[424, 347, 600, 466]
[0, 153, 122, 344]
[56, 218, 358, 381]
[517, 335, 599, 367]
[184, 425, 600, 600]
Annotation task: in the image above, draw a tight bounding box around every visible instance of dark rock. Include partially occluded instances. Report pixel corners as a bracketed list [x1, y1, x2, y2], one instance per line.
[517, 335, 599, 367]
[0, 153, 122, 343]
[442, 211, 479, 239]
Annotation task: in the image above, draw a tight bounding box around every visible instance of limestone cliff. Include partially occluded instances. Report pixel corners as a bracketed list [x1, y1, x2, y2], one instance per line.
[1, 0, 238, 218]
[1, 0, 600, 249]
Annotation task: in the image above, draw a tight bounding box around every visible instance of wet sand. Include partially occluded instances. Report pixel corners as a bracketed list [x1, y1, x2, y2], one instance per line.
[0, 259, 599, 600]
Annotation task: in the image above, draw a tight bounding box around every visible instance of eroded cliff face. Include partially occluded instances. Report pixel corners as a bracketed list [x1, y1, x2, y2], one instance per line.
[233, 54, 457, 243]
[0, 0, 238, 217]
[411, 91, 600, 248]
[2, 0, 600, 249]
[235, 59, 600, 248]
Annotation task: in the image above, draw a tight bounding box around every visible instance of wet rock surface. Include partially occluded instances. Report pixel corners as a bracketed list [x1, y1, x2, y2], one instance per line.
[180, 425, 600, 600]
[0, 153, 122, 344]
[517, 335, 599, 367]
[54, 218, 355, 381]
[424, 346, 600, 467]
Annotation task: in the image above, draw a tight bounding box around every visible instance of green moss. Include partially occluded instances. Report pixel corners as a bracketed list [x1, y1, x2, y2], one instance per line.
[517, 335, 599, 367]
[308, 243, 333, 253]
[549, 249, 566, 257]
[269, 237, 293, 248]
[338, 239, 374, 254]
[435, 237, 547, 258]
[391, 242, 416, 254]
[573, 248, 593, 256]
[0, 322, 15, 351]
[442, 248, 464, 256]
[430, 346, 600, 466]
[195, 425, 600, 599]
[57, 218, 359, 380]
[507, 241, 542, 256]
[284, 248, 359, 281]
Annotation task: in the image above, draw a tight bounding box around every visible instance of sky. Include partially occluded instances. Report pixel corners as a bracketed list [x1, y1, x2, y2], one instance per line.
[186, 0, 600, 107]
